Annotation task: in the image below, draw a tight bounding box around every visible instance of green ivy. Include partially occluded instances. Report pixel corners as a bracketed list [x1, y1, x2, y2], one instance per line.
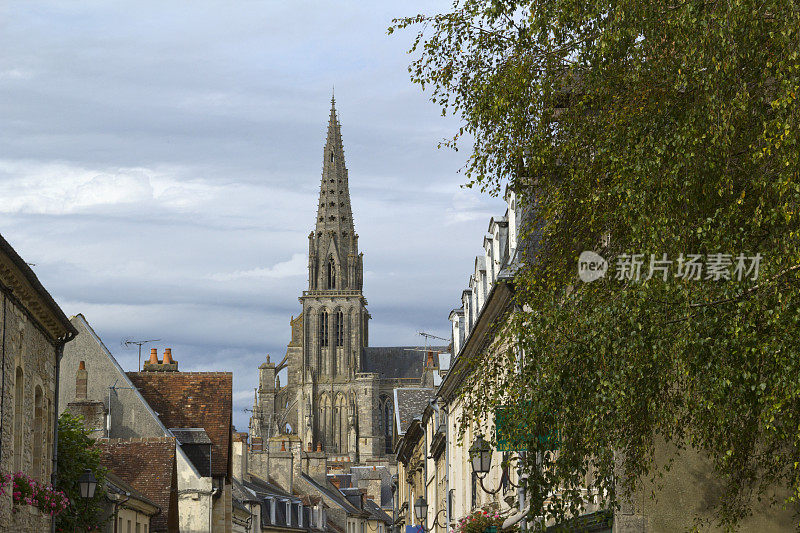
[55, 412, 108, 532]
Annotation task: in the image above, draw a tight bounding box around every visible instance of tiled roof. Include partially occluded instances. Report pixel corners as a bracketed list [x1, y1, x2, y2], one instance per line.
[127, 372, 232, 478]
[105, 471, 159, 511]
[362, 346, 447, 380]
[98, 437, 178, 532]
[394, 388, 435, 434]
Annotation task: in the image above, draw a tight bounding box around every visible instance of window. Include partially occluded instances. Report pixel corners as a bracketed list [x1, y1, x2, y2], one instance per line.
[335, 310, 344, 346]
[327, 256, 336, 289]
[33, 386, 43, 479]
[330, 151, 334, 163]
[127, 520, 132, 533]
[379, 395, 394, 453]
[13, 367, 24, 471]
[136, 523, 141, 533]
[320, 311, 329, 347]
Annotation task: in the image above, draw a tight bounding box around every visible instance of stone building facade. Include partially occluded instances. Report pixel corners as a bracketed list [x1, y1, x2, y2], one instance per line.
[0, 233, 78, 531]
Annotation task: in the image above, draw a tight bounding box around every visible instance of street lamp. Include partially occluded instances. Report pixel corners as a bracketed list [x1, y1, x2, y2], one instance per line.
[414, 496, 428, 523]
[470, 436, 492, 475]
[78, 469, 97, 500]
[78, 469, 97, 499]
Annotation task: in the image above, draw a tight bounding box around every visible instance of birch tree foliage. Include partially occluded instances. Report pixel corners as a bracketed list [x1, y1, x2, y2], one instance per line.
[392, 0, 800, 528]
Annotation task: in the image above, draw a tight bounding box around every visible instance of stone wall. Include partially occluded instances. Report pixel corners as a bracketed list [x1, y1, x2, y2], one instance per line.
[0, 296, 61, 532]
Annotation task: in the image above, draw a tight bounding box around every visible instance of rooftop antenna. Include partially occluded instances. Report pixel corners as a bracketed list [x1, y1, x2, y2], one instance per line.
[417, 331, 447, 350]
[121, 338, 161, 370]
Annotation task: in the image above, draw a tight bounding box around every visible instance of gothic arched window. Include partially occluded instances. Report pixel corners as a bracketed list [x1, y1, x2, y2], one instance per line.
[327, 256, 336, 289]
[335, 310, 344, 347]
[379, 395, 394, 454]
[330, 151, 334, 163]
[320, 310, 329, 347]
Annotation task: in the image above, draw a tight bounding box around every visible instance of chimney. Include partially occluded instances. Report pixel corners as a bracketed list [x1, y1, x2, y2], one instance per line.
[271, 438, 296, 493]
[232, 432, 249, 482]
[75, 361, 88, 400]
[356, 467, 383, 503]
[302, 445, 328, 486]
[143, 348, 179, 372]
[422, 351, 437, 387]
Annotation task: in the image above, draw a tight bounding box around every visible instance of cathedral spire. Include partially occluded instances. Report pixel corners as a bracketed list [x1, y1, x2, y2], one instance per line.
[315, 97, 354, 234]
[307, 97, 363, 294]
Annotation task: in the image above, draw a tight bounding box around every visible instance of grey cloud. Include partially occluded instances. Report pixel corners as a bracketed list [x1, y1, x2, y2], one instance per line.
[1, 1, 505, 432]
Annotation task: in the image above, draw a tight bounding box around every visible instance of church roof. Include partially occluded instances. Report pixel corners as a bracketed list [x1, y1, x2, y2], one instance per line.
[127, 371, 232, 479]
[362, 346, 447, 380]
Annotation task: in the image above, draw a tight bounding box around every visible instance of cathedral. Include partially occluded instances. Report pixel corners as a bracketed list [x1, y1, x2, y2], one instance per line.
[248, 97, 445, 469]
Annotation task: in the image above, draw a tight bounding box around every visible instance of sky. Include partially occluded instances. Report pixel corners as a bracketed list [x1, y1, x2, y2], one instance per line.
[0, 1, 506, 432]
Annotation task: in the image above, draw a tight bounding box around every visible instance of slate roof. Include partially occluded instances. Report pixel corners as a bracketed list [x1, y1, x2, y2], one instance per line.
[302, 473, 366, 517]
[244, 474, 294, 499]
[98, 437, 178, 532]
[127, 371, 232, 478]
[394, 388, 435, 434]
[170, 427, 212, 445]
[364, 499, 393, 524]
[362, 346, 447, 380]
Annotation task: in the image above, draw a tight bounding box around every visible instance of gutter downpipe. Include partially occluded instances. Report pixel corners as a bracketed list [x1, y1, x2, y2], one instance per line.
[51, 330, 76, 533]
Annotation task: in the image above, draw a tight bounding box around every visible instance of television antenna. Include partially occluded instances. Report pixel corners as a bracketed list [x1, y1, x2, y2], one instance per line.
[417, 331, 447, 349]
[121, 338, 161, 370]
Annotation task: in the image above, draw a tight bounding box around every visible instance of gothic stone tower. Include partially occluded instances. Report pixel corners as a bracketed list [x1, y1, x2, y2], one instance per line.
[297, 97, 378, 459]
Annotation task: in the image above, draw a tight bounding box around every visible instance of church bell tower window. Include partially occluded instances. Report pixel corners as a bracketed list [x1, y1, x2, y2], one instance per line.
[335, 311, 344, 346]
[320, 311, 329, 347]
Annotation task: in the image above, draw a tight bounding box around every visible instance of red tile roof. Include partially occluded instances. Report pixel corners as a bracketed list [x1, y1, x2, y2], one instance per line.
[97, 437, 179, 533]
[127, 371, 233, 478]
